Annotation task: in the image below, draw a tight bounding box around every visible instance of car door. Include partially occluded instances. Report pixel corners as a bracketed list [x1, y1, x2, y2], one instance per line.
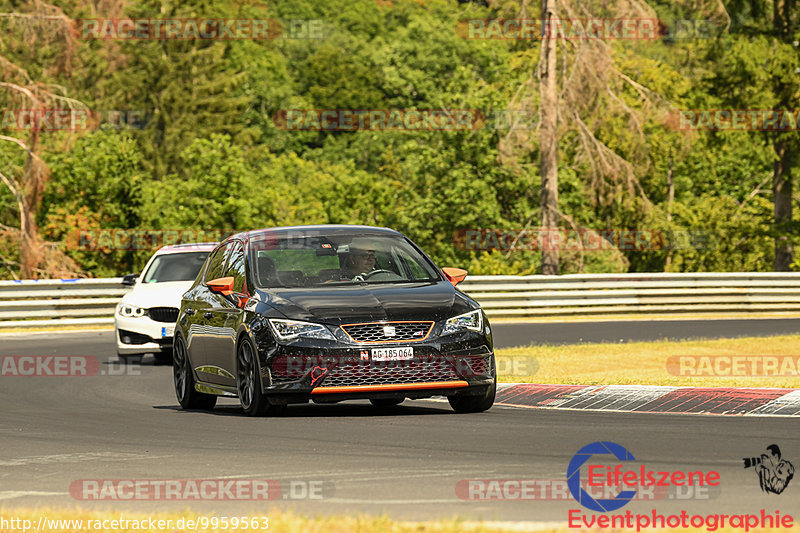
[190, 242, 232, 383]
[204, 240, 247, 386]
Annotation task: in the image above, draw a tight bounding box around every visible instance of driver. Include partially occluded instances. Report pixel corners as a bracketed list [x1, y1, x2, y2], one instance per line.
[341, 246, 376, 279]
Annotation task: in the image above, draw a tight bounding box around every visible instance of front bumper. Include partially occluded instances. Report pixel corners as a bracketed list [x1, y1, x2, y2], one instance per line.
[255, 328, 495, 401]
[115, 315, 176, 355]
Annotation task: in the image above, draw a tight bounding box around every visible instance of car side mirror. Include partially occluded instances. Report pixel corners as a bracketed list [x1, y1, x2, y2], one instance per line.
[121, 273, 138, 286]
[442, 267, 468, 286]
[207, 276, 235, 296]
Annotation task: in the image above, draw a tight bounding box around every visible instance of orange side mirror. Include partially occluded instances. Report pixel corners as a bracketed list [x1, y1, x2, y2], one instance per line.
[442, 267, 468, 286]
[207, 276, 235, 296]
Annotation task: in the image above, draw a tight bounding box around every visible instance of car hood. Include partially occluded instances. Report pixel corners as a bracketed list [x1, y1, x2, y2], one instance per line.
[121, 281, 194, 308]
[256, 282, 474, 325]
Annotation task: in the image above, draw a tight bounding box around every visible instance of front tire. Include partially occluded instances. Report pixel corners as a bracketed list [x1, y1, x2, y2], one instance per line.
[236, 337, 285, 417]
[173, 334, 216, 410]
[448, 358, 496, 413]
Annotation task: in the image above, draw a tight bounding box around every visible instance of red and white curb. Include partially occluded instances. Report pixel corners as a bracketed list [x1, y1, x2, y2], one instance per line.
[496, 384, 800, 416]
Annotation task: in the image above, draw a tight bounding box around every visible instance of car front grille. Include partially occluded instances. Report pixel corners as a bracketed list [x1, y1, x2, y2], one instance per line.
[323, 357, 458, 387]
[340, 321, 434, 343]
[147, 307, 179, 323]
[270, 354, 460, 386]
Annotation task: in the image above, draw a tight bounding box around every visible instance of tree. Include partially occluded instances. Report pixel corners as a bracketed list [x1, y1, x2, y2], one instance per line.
[710, 1, 800, 270]
[539, 0, 559, 274]
[0, 1, 82, 278]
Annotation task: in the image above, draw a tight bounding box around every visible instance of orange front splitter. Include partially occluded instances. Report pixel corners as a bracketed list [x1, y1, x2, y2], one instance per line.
[311, 380, 469, 394]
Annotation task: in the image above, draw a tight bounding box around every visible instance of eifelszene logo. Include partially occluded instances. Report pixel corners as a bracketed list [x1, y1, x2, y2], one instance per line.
[567, 441, 637, 512]
[743, 444, 794, 494]
[567, 441, 721, 512]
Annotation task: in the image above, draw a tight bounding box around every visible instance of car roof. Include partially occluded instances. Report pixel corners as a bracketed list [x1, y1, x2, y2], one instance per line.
[154, 242, 218, 254]
[227, 225, 403, 242]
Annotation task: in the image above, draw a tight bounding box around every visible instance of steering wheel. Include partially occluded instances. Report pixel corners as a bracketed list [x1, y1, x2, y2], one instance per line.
[361, 269, 395, 280]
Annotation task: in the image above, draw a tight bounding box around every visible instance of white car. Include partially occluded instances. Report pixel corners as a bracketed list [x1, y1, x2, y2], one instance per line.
[115, 243, 217, 362]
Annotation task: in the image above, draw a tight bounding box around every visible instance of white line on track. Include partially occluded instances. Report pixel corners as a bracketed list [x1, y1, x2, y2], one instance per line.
[0, 491, 68, 501]
[0, 452, 169, 467]
[325, 497, 465, 504]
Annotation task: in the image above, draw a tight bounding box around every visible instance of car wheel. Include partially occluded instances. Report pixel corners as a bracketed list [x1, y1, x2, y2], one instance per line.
[448, 358, 496, 413]
[154, 349, 173, 365]
[173, 334, 216, 410]
[369, 398, 404, 408]
[236, 337, 285, 417]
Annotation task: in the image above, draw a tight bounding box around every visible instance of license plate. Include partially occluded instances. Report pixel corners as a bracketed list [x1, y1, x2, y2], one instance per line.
[161, 326, 175, 338]
[371, 347, 414, 361]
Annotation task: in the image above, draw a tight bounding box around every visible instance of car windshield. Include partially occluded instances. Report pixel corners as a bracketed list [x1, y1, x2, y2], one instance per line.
[141, 252, 210, 283]
[250, 231, 440, 288]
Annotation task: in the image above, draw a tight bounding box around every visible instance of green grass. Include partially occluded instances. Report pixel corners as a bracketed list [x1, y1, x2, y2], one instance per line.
[495, 335, 800, 388]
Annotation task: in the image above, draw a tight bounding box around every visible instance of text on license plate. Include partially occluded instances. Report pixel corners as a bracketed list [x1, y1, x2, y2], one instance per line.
[371, 347, 414, 361]
[161, 326, 175, 338]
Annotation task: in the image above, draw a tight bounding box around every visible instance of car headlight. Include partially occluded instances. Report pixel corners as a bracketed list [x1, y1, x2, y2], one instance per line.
[268, 319, 335, 341]
[117, 303, 145, 318]
[442, 310, 483, 335]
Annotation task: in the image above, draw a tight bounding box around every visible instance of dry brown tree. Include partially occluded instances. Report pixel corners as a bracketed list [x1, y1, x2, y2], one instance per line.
[0, 1, 86, 278]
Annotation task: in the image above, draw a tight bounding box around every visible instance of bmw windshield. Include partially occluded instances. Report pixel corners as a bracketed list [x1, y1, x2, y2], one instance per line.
[141, 252, 210, 283]
[249, 230, 441, 288]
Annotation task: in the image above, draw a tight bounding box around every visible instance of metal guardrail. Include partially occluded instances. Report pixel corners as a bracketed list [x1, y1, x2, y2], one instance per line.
[1, 273, 800, 328]
[460, 273, 800, 317]
[0, 278, 129, 328]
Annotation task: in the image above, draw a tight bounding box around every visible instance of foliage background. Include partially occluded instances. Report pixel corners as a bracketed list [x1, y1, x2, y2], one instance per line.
[0, 0, 795, 277]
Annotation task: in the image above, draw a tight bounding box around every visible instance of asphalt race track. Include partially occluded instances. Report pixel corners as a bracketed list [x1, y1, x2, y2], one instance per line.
[0, 330, 798, 523]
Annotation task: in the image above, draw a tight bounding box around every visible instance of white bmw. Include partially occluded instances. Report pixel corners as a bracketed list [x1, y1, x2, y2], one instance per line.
[115, 243, 217, 363]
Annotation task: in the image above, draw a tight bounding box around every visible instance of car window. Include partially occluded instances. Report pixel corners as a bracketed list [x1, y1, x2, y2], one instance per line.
[250, 232, 440, 288]
[141, 252, 210, 283]
[225, 241, 247, 293]
[204, 244, 232, 283]
[393, 246, 432, 281]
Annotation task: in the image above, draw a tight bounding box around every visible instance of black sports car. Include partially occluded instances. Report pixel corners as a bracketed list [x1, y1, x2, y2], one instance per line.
[173, 225, 496, 415]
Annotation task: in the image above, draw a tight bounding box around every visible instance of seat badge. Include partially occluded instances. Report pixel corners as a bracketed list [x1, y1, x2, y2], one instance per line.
[383, 325, 396, 337]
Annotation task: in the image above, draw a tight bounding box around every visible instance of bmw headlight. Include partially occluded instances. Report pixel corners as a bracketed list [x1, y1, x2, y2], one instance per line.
[117, 303, 145, 318]
[443, 309, 483, 335]
[268, 319, 335, 341]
